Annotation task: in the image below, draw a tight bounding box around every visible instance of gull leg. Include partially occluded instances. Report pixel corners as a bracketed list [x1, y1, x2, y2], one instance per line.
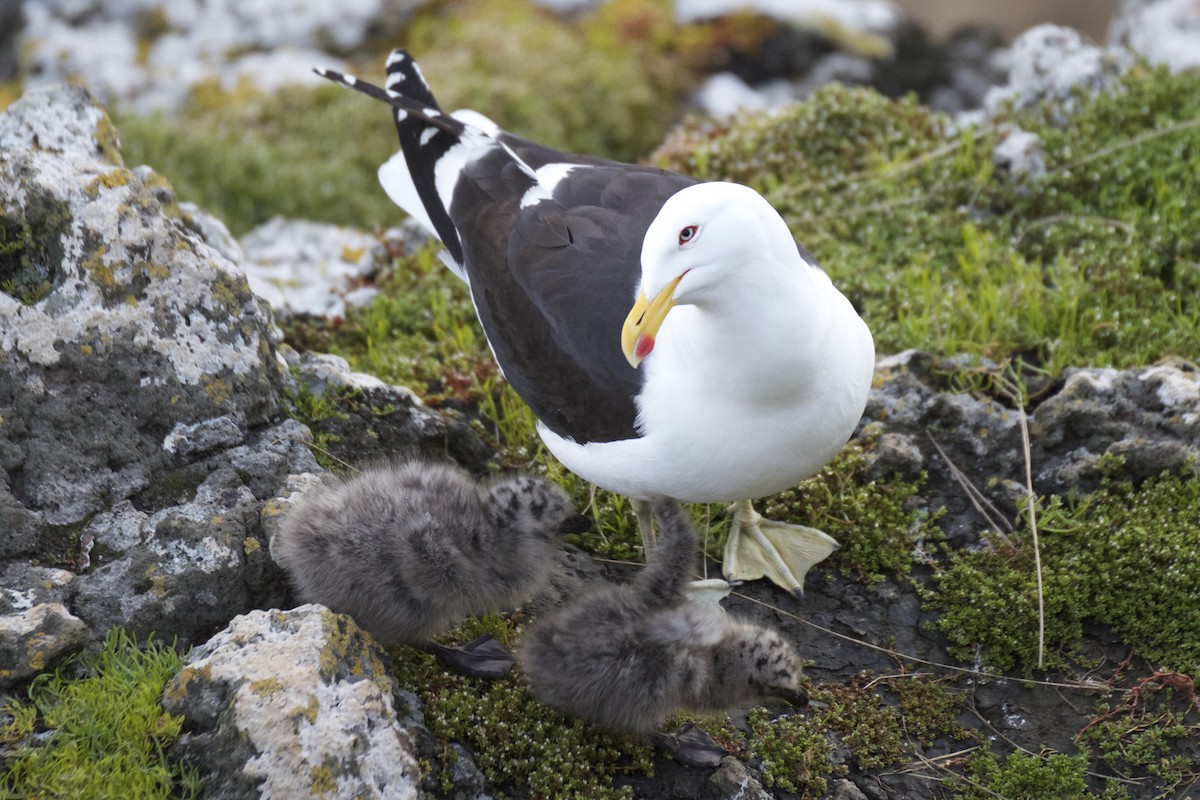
[721, 499, 839, 598]
[633, 497, 656, 553]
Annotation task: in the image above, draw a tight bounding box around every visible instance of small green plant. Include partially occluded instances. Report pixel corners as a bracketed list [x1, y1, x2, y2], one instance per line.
[746, 707, 834, 798]
[929, 467, 1200, 675]
[0, 628, 199, 799]
[949, 746, 1092, 800]
[1079, 671, 1200, 799]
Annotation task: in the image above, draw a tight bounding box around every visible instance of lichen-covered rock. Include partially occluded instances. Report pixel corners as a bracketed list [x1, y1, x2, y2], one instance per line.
[1, 83, 284, 529]
[0, 602, 89, 687]
[163, 605, 421, 800]
[864, 352, 1200, 524]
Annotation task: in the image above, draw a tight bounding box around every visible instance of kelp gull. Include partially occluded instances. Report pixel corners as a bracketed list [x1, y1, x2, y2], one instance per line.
[313, 50, 875, 596]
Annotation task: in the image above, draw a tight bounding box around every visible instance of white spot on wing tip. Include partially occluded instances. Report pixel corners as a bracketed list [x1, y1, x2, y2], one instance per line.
[386, 50, 408, 66]
[419, 127, 437, 146]
[344, 73, 358, 85]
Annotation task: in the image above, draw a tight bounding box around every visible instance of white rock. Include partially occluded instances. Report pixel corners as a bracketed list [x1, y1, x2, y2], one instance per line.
[164, 605, 420, 800]
[1110, 0, 1200, 73]
[239, 218, 380, 319]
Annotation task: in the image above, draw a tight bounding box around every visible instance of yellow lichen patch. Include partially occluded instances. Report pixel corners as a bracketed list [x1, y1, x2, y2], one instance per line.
[308, 760, 338, 796]
[142, 565, 168, 599]
[81, 245, 115, 287]
[203, 375, 232, 405]
[27, 648, 46, 673]
[339, 246, 366, 263]
[83, 168, 135, 198]
[162, 663, 211, 707]
[92, 110, 125, 167]
[243, 537, 261, 555]
[80, 344, 93, 355]
[248, 677, 283, 697]
[299, 695, 319, 725]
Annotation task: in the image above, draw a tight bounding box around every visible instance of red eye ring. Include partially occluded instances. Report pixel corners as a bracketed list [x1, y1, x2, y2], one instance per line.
[678, 225, 698, 245]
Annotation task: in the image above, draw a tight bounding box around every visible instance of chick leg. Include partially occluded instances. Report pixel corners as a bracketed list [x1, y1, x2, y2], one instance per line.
[634, 498, 733, 607]
[721, 499, 839, 598]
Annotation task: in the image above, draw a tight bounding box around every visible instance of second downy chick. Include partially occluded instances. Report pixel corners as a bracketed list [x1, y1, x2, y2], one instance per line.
[520, 500, 805, 757]
[272, 460, 579, 677]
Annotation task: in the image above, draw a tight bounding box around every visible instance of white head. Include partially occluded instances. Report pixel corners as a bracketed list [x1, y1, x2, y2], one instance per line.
[621, 182, 801, 367]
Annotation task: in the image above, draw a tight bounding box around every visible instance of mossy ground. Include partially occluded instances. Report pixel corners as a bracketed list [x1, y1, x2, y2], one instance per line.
[273, 59, 1200, 798]
[0, 629, 199, 800]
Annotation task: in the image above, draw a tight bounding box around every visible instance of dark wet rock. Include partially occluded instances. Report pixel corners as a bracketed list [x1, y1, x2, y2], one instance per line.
[163, 605, 421, 800]
[0, 0, 22, 81]
[286, 349, 495, 474]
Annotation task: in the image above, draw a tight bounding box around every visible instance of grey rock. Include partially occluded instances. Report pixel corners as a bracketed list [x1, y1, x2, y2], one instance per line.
[0, 562, 76, 613]
[704, 755, 771, 800]
[992, 126, 1046, 179]
[163, 605, 421, 800]
[0, 0, 22, 81]
[1, 83, 284, 528]
[0, 602, 89, 687]
[288, 349, 496, 474]
[73, 468, 290, 647]
[828, 777, 870, 800]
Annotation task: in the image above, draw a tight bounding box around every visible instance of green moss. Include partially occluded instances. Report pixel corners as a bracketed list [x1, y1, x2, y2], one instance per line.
[949, 747, 1091, 800]
[403, 0, 701, 164]
[391, 616, 654, 800]
[746, 707, 833, 798]
[653, 66, 1200, 376]
[0, 187, 72, 305]
[929, 467, 1200, 675]
[0, 628, 200, 799]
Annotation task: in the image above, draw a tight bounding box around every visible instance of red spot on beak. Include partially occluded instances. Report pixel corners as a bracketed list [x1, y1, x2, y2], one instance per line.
[635, 334, 655, 361]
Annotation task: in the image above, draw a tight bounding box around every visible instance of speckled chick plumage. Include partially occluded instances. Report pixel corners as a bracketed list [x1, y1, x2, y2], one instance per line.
[519, 501, 803, 734]
[272, 461, 574, 644]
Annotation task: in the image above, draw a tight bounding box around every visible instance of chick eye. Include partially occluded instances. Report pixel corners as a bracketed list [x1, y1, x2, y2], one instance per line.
[678, 225, 698, 245]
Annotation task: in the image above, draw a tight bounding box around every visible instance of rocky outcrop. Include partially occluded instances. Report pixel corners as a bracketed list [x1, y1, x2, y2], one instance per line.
[162, 605, 422, 800]
[0, 84, 491, 684]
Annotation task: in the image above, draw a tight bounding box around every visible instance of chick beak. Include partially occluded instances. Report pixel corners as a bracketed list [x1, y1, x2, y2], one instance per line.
[621, 272, 685, 369]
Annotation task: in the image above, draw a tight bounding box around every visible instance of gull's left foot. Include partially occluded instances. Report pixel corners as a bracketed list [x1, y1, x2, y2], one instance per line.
[721, 499, 839, 598]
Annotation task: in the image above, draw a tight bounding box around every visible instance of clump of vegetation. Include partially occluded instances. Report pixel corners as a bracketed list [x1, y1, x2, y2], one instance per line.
[746, 707, 834, 798]
[0, 629, 199, 800]
[1079, 671, 1200, 798]
[929, 466, 1200, 675]
[653, 66, 1200, 377]
[949, 747, 1094, 800]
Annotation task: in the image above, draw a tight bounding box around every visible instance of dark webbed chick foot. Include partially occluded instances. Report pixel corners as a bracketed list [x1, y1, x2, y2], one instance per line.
[651, 722, 728, 768]
[425, 635, 516, 679]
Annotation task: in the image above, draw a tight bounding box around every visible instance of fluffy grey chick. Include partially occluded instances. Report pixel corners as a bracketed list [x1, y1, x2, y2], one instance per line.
[272, 461, 579, 677]
[520, 500, 805, 752]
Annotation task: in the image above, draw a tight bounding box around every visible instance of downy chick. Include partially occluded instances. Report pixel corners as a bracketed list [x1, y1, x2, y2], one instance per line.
[520, 500, 805, 741]
[272, 460, 578, 676]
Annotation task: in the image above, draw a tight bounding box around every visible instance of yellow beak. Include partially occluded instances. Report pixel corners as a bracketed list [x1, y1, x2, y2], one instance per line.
[621, 273, 684, 369]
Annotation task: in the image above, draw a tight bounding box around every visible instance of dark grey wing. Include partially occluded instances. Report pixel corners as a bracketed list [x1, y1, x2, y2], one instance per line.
[450, 144, 699, 444]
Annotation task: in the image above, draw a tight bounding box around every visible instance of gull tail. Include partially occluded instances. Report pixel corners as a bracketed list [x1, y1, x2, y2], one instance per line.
[314, 50, 469, 269]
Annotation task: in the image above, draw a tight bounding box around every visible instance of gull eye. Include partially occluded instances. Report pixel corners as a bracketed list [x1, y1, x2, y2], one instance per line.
[678, 225, 698, 245]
